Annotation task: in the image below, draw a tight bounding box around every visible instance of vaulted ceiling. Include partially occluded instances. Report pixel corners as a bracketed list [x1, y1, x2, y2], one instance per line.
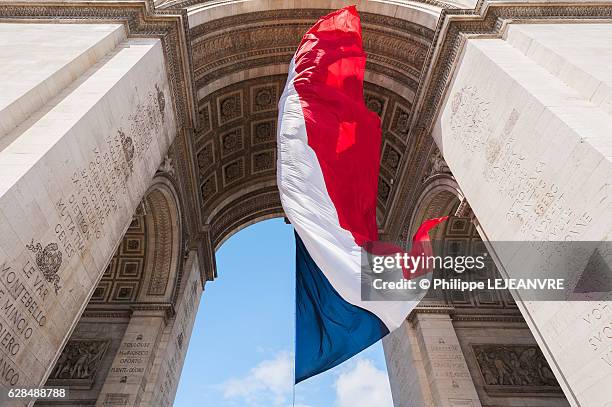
[186, 8, 437, 247]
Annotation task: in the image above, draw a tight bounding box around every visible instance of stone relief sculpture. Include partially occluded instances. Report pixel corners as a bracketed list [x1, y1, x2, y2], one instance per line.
[473, 345, 560, 390]
[156, 83, 166, 121]
[421, 147, 451, 182]
[26, 240, 62, 294]
[159, 154, 176, 177]
[118, 129, 135, 177]
[50, 340, 110, 385]
[428, 148, 450, 178]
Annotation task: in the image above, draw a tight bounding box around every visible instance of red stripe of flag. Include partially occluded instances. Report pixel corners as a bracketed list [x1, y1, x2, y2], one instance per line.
[292, 5, 380, 246]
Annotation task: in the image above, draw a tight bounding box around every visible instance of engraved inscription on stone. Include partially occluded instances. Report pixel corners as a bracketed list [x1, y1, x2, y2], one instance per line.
[449, 86, 491, 155]
[0, 81, 167, 389]
[583, 303, 612, 370]
[57, 85, 161, 253]
[448, 86, 596, 240]
[0, 257, 52, 386]
[111, 335, 151, 377]
[156, 275, 201, 407]
[103, 393, 129, 406]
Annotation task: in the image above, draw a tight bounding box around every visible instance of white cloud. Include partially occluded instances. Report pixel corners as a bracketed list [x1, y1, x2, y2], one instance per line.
[218, 353, 392, 407]
[334, 359, 393, 407]
[220, 351, 294, 406]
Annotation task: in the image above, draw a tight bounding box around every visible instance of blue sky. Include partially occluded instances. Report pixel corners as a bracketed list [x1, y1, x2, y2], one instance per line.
[174, 218, 394, 407]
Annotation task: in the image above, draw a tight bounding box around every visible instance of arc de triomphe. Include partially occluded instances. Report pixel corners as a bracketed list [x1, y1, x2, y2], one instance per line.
[0, 0, 610, 406]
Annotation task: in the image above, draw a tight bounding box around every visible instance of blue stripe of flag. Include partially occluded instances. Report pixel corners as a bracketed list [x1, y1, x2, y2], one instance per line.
[294, 231, 389, 383]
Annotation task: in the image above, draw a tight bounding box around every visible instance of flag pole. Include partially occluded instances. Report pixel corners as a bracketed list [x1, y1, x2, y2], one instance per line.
[292, 227, 297, 407]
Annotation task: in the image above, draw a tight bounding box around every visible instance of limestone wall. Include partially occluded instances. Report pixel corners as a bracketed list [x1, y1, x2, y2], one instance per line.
[0, 22, 176, 403]
[384, 321, 435, 407]
[140, 253, 204, 407]
[433, 22, 612, 406]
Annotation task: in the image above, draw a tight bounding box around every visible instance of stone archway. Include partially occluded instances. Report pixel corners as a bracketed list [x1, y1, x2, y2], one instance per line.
[29, 5, 448, 404]
[2, 0, 612, 406]
[84, 179, 183, 306]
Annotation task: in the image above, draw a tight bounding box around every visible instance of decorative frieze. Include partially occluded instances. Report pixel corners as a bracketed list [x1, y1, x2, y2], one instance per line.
[48, 340, 110, 389]
[473, 344, 562, 392]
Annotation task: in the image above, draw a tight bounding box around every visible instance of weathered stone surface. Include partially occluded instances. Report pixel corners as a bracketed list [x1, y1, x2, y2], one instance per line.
[433, 23, 612, 407]
[0, 23, 175, 402]
[0, 23, 125, 139]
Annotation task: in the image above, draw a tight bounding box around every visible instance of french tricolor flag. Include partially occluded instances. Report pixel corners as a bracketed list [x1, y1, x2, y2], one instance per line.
[277, 6, 445, 383]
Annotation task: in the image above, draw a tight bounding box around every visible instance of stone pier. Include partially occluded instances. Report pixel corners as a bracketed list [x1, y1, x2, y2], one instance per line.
[0, 21, 175, 400]
[432, 22, 612, 407]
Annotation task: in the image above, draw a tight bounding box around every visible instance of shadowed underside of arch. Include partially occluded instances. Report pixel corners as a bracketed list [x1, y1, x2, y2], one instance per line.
[88, 180, 183, 307]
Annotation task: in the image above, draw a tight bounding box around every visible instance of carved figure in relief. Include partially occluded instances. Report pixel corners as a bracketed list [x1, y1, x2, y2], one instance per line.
[159, 154, 175, 177]
[26, 240, 62, 294]
[156, 84, 166, 121]
[51, 340, 109, 380]
[536, 353, 557, 386]
[428, 149, 449, 178]
[493, 352, 514, 385]
[118, 129, 135, 177]
[474, 345, 560, 388]
[53, 349, 71, 379]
